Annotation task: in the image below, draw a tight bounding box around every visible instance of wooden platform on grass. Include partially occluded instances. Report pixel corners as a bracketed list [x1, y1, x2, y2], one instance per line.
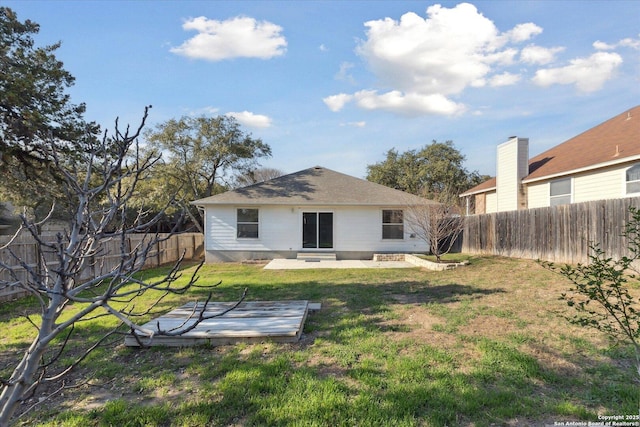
[124, 300, 319, 347]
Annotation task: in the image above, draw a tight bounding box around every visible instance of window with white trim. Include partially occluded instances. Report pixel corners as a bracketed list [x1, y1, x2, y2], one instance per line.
[550, 178, 571, 206]
[237, 208, 259, 238]
[382, 209, 404, 239]
[626, 164, 640, 194]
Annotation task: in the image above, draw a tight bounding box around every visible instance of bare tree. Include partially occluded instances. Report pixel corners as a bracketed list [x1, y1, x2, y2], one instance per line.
[405, 191, 463, 263]
[0, 107, 242, 424]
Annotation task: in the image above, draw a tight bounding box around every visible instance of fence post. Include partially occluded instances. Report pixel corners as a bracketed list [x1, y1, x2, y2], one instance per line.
[156, 237, 161, 267]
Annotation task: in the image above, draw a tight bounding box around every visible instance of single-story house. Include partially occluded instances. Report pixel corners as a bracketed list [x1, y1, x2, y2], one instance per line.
[192, 166, 436, 262]
[460, 105, 640, 214]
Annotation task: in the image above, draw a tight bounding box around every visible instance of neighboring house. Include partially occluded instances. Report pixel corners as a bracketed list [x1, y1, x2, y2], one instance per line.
[192, 166, 435, 262]
[460, 105, 640, 214]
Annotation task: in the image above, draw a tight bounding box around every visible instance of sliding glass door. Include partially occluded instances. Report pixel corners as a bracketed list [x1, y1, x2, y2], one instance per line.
[302, 212, 333, 249]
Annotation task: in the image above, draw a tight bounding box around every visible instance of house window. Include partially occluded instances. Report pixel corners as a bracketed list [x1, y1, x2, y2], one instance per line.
[550, 178, 571, 206]
[237, 208, 259, 238]
[382, 209, 404, 239]
[626, 164, 640, 194]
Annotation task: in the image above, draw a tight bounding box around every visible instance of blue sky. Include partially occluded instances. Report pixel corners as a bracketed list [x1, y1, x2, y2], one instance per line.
[5, 1, 640, 179]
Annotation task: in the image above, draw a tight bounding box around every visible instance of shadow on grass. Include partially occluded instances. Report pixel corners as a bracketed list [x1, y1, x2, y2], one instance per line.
[83, 338, 613, 426]
[4, 265, 638, 426]
[385, 282, 506, 305]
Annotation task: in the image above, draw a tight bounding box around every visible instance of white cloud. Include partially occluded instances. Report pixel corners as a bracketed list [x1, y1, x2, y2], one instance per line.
[323, 93, 353, 112]
[325, 3, 547, 116]
[319, 44, 328, 52]
[484, 48, 519, 66]
[594, 36, 640, 51]
[593, 40, 615, 51]
[353, 90, 466, 116]
[335, 62, 355, 83]
[489, 72, 521, 87]
[325, 2, 627, 116]
[520, 45, 565, 65]
[356, 3, 501, 96]
[226, 111, 272, 128]
[532, 52, 623, 92]
[170, 16, 287, 61]
[340, 121, 366, 127]
[502, 22, 543, 43]
[620, 37, 640, 49]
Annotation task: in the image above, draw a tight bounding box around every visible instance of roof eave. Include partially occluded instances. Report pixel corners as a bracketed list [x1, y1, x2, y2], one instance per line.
[523, 153, 640, 184]
[192, 201, 436, 207]
[459, 186, 497, 197]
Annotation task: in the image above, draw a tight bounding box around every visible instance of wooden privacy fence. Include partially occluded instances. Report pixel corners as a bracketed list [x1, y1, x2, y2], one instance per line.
[462, 197, 640, 264]
[0, 233, 204, 301]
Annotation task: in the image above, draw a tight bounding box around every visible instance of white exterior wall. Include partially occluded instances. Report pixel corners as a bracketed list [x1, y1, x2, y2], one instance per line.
[526, 162, 639, 208]
[334, 206, 427, 253]
[205, 206, 299, 251]
[204, 205, 429, 254]
[496, 137, 529, 212]
[485, 192, 498, 213]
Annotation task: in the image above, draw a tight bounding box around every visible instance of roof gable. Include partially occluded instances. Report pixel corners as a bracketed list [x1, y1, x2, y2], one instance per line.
[192, 166, 435, 206]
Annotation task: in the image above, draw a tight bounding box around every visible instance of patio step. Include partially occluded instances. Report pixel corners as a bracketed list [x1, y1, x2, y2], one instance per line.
[296, 252, 337, 262]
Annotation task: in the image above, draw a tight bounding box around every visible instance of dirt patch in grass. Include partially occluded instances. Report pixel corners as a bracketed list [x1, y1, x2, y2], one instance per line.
[3, 257, 639, 426]
[457, 315, 517, 339]
[382, 303, 457, 347]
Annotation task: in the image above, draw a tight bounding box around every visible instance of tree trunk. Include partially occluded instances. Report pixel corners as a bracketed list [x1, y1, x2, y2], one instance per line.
[0, 299, 59, 424]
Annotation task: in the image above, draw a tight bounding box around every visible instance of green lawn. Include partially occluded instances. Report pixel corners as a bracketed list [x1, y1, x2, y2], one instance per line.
[1, 256, 637, 426]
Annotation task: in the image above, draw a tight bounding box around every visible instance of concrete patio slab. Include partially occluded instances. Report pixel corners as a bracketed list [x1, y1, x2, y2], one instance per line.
[263, 259, 416, 270]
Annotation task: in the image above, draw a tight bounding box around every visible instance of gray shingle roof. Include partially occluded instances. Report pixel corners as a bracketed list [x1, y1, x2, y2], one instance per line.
[192, 166, 435, 206]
